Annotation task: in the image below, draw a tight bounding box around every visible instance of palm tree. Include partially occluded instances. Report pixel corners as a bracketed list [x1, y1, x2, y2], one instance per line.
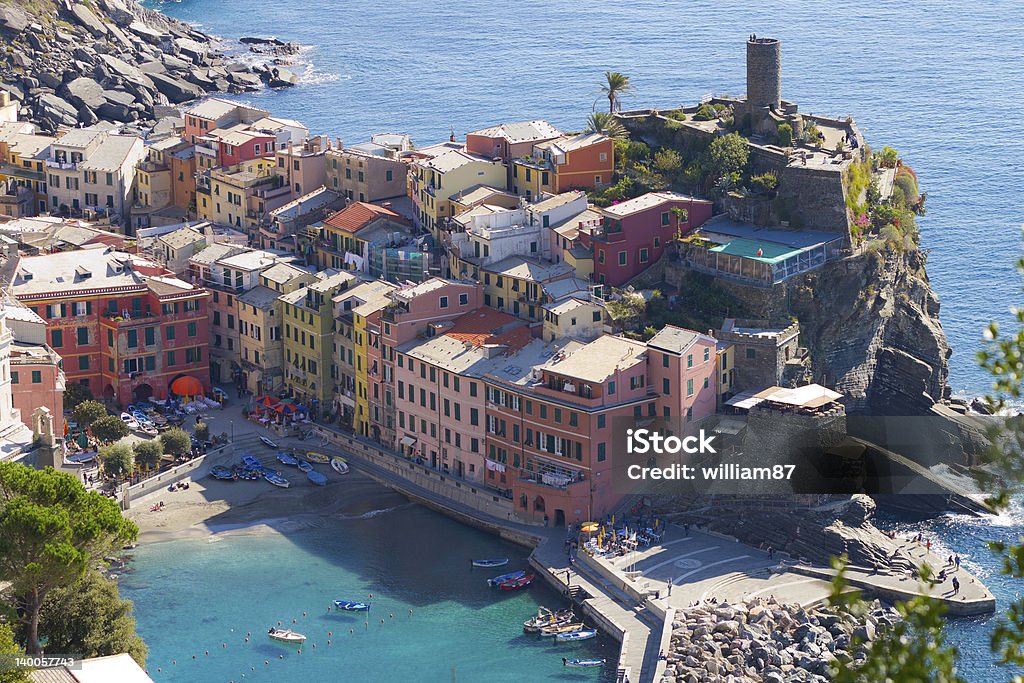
[601, 71, 635, 113]
[585, 112, 628, 140]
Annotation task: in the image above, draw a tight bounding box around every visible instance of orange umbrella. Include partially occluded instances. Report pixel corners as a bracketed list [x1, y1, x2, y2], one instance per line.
[170, 375, 204, 397]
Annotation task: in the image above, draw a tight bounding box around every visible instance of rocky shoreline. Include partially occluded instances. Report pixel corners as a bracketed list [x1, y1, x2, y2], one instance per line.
[661, 596, 898, 683]
[0, 0, 301, 132]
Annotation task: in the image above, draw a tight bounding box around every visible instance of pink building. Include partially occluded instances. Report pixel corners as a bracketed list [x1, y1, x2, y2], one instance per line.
[465, 120, 563, 162]
[583, 192, 714, 287]
[2, 303, 65, 433]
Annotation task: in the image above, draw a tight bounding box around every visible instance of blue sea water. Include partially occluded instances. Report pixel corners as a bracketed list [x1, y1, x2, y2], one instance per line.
[138, 1, 1024, 680]
[119, 504, 616, 682]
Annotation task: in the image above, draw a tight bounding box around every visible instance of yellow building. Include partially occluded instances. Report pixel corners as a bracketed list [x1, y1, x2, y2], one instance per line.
[716, 342, 736, 406]
[237, 262, 317, 394]
[280, 271, 355, 406]
[541, 298, 606, 343]
[196, 158, 281, 230]
[478, 256, 576, 322]
[0, 122, 53, 214]
[413, 150, 506, 237]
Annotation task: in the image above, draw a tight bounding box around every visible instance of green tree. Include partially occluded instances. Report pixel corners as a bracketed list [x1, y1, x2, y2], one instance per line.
[0, 623, 29, 683]
[132, 440, 163, 469]
[600, 71, 634, 113]
[0, 463, 137, 653]
[692, 103, 718, 121]
[159, 428, 191, 458]
[704, 133, 749, 182]
[62, 383, 94, 411]
[776, 122, 793, 147]
[39, 570, 147, 667]
[194, 421, 210, 442]
[877, 145, 899, 168]
[90, 415, 128, 444]
[72, 400, 106, 430]
[585, 112, 628, 140]
[99, 443, 133, 478]
[652, 149, 683, 175]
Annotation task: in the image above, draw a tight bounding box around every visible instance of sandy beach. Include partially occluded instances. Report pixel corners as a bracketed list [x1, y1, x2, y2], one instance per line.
[127, 464, 411, 543]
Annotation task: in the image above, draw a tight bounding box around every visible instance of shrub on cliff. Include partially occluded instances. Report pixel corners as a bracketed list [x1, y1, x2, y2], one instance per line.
[777, 122, 793, 147]
[692, 104, 718, 121]
[895, 166, 920, 205]
[750, 171, 779, 193]
[704, 133, 749, 182]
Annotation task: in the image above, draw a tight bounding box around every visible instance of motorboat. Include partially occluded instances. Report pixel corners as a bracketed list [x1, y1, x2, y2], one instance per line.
[304, 451, 329, 464]
[472, 559, 509, 568]
[210, 465, 234, 480]
[260, 436, 278, 449]
[330, 457, 349, 474]
[120, 413, 139, 430]
[267, 628, 305, 644]
[297, 460, 313, 473]
[264, 471, 290, 488]
[540, 622, 584, 637]
[497, 573, 535, 591]
[307, 470, 328, 486]
[277, 451, 299, 466]
[487, 570, 526, 587]
[523, 607, 574, 633]
[563, 658, 605, 668]
[333, 600, 371, 612]
[555, 629, 597, 642]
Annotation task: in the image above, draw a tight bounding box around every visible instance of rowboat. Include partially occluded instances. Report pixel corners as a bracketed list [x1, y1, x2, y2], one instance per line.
[139, 424, 159, 436]
[563, 658, 605, 668]
[264, 471, 290, 488]
[540, 622, 584, 637]
[210, 465, 234, 480]
[523, 607, 574, 633]
[487, 570, 526, 587]
[330, 457, 349, 474]
[304, 451, 330, 464]
[307, 470, 328, 486]
[497, 573, 535, 591]
[242, 454, 262, 469]
[333, 600, 370, 612]
[297, 460, 313, 473]
[267, 628, 305, 644]
[472, 558, 508, 568]
[556, 629, 597, 642]
[260, 436, 278, 449]
[277, 451, 299, 466]
[120, 412, 139, 430]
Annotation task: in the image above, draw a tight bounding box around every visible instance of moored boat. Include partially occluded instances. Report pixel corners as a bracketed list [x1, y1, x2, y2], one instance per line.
[297, 460, 313, 473]
[259, 436, 278, 449]
[307, 470, 328, 486]
[540, 622, 584, 637]
[304, 451, 330, 464]
[563, 658, 605, 668]
[497, 572, 535, 591]
[120, 412, 139, 430]
[555, 629, 597, 642]
[333, 600, 371, 612]
[277, 451, 299, 466]
[267, 628, 305, 643]
[523, 607, 574, 633]
[210, 465, 234, 480]
[242, 454, 262, 469]
[264, 471, 290, 488]
[472, 558, 508, 568]
[330, 457, 349, 474]
[487, 570, 526, 587]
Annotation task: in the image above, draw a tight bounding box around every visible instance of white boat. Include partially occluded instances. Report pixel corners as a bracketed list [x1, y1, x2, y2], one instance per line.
[264, 471, 290, 488]
[120, 412, 139, 430]
[330, 457, 349, 475]
[556, 629, 597, 641]
[472, 558, 508, 568]
[563, 658, 605, 668]
[267, 628, 305, 643]
[260, 436, 278, 449]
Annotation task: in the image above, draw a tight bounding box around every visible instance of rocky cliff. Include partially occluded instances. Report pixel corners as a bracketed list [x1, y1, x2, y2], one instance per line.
[0, 0, 299, 132]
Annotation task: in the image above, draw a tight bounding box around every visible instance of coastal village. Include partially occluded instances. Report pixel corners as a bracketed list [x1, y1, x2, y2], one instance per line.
[0, 6, 1002, 681]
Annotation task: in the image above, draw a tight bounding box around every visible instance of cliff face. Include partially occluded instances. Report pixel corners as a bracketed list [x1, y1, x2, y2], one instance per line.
[0, 0, 295, 132]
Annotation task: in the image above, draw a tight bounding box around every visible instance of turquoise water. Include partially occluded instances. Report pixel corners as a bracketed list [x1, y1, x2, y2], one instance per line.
[141, 1, 1024, 679]
[119, 504, 616, 682]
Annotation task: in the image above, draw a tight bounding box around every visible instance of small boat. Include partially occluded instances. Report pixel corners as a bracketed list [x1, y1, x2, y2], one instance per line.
[264, 471, 290, 488]
[524, 607, 574, 633]
[210, 465, 234, 480]
[260, 436, 278, 449]
[297, 460, 313, 473]
[304, 451, 329, 464]
[487, 570, 526, 587]
[277, 451, 299, 466]
[498, 573, 535, 591]
[66, 452, 97, 464]
[307, 470, 328, 486]
[242, 455, 262, 469]
[540, 622, 584, 637]
[267, 628, 306, 644]
[563, 658, 605, 668]
[139, 424, 159, 436]
[556, 629, 597, 642]
[333, 600, 370, 612]
[330, 457, 349, 474]
[472, 558, 509, 568]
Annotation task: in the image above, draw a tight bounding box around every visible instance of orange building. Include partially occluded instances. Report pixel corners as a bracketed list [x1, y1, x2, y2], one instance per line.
[510, 133, 614, 198]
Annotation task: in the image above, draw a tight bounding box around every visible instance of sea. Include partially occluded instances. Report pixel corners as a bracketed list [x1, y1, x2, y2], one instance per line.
[133, 1, 1024, 680]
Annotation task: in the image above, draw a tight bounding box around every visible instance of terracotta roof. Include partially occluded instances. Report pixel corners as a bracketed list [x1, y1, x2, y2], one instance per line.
[322, 202, 408, 234]
[445, 307, 531, 351]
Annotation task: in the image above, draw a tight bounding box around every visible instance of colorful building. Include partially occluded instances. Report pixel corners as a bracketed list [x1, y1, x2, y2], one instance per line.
[465, 120, 563, 163]
[325, 144, 408, 203]
[2, 301, 65, 434]
[510, 132, 614, 197]
[183, 98, 269, 146]
[413, 149, 506, 236]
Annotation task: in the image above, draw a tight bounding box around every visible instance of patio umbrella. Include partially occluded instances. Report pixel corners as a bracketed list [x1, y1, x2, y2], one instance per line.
[255, 395, 279, 408]
[171, 375, 204, 397]
[581, 522, 599, 533]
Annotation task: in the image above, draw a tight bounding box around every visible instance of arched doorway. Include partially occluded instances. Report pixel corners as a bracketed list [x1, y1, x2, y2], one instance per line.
[533, 496, 545, 513]
[102, 384, 115, 401]
[133, 383, 153, 403]
[554, 509, 565, 527]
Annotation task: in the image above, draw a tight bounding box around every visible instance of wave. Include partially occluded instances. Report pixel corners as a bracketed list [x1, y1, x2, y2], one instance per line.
[336, 503, 412, 521]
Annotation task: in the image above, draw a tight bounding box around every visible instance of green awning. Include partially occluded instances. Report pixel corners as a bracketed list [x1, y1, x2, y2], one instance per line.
[708, 237, 805, 264]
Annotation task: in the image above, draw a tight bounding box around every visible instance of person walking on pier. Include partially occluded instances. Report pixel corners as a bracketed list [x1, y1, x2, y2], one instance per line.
[952, 576, 960, 595]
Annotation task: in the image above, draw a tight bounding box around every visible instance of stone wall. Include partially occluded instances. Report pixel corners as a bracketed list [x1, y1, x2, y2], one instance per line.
[719, 319, 801, 392]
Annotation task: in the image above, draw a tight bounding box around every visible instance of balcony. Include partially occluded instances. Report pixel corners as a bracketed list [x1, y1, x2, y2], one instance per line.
[101, 310, 157, 326]
[46, 159, 78, 171]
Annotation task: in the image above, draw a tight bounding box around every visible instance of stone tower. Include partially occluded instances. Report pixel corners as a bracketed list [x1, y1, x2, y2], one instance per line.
[746, 37, 781, 111]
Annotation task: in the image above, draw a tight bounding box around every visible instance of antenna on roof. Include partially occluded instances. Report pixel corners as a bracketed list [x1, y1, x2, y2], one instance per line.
[449, 127, 456, 143]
